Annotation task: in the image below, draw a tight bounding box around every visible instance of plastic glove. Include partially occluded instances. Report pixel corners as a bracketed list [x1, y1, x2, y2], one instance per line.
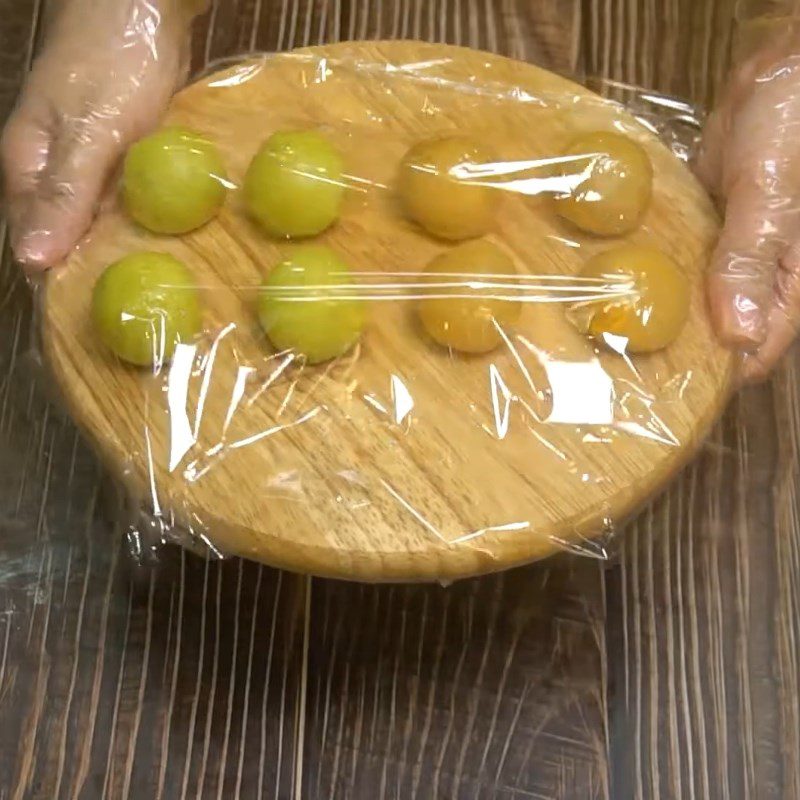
[1, 0, 200, 272]
[697, 21, 800, 381]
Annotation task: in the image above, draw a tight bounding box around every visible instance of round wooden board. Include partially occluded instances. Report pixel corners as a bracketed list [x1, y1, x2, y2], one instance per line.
[42, 40, 734, 582]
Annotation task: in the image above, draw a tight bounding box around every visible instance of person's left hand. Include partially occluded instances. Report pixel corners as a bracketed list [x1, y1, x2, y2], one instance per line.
[697, 29, 800, 381]
[1, 0, 195, 273]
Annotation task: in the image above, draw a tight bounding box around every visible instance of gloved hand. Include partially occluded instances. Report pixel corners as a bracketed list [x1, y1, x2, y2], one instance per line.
[1, 0, 200, 272]
[697, 21, 800, 381]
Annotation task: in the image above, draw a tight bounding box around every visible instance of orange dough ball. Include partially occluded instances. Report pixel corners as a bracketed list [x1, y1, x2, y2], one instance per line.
[577, 244, 690, 353]
[398, 136, 500, 241]
[553, 131, 653, 237]
[418, 240, 522, 354]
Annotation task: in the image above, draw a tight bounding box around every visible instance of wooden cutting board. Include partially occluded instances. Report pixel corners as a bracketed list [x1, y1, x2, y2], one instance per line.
[41, 40, 734, 582]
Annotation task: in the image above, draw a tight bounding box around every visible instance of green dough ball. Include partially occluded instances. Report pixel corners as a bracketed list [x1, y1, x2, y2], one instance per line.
[123, 127, 228, 234]
[258, 246, 366, 364]
[92, 251, 202, 366]
[244, 131, 345, 238]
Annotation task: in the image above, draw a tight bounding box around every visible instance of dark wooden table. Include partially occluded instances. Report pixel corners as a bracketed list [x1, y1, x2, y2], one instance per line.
[1, 1, 799, 798]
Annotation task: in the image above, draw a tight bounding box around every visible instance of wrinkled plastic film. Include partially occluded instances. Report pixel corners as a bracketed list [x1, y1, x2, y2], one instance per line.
[39, 49, 734, 581]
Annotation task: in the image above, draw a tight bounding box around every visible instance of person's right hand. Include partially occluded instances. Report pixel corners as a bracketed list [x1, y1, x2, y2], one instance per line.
[1, 0, 197, 272]
[697, 22, 800, 381]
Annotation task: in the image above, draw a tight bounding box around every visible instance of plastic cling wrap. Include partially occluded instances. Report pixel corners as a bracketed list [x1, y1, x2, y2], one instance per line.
[39, 41, 735, 582]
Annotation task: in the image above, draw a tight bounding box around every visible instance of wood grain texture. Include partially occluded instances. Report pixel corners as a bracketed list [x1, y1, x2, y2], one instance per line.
[0, 8, 308, 799]
[2, 0, 799, 799]
[587, 2, 800, 799]
[42, 40, 731, 582]
[604, 357, 800, 800]
[303, 561, 610, 799]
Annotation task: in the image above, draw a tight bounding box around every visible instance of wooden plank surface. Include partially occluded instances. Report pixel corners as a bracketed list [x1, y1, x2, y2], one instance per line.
[584, 5, 800, 799]
[303, 563, 609, 799]
[1, 0, 798, 798]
